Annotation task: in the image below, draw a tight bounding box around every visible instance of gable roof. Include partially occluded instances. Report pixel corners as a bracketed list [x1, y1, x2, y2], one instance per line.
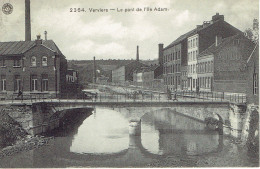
[0, 40, 63, 56]
[164, 19, 242, 50]
[198, 34, 252, 57]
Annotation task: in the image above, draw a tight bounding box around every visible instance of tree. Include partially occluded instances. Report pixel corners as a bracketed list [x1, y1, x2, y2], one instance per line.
[244, 19, 259, 43]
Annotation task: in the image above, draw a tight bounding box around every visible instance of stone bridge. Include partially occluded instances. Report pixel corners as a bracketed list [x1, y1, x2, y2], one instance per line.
[26, 101, 246, 138]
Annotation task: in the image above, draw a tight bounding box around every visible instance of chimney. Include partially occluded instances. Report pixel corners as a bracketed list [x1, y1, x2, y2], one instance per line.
[136, 45, 139, 61]
[158, 43, 164, 66]
[212, 12, 224, 22]
[253, 19, 258, 31]
[215, 35, 222, 46]
[93, 56, 97, 84]
[203, 21, 211, 28]
[44, 31, 47, 40]
[35, 35, 42, 45]
[25, 0, 31, 41]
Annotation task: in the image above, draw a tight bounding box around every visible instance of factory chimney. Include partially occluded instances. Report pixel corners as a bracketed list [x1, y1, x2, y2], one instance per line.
[93, 56, 97, 84]
[158, 44, 164, 66]
[25, 0, 31, 41]
[44, 31, 47, 40]
[136, 46, 139, 61]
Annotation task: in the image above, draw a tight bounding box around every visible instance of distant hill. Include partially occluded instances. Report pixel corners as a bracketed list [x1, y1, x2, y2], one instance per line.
[68, 59, 159, 84]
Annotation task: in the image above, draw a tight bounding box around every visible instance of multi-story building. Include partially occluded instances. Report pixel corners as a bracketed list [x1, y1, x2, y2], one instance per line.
[246, 44, 259, 105]
[163, 43, 182, 91]
[133, 65, 163, 89]
[112, 46, 149, 86]
[163, 13, 243, 91]
[0, 35, 67, 98]
[197, 34, 256, 93]
[65, 69, 79, 95]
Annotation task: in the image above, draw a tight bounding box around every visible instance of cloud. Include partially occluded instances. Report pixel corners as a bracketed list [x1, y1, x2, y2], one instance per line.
[0, 0, 258, 60]
[173, 10, 197, 27]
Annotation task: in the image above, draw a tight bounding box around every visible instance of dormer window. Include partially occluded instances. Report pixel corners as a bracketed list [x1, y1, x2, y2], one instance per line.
[1, 58, 5, 67]
[13, 59, 21, 67]
[42, 56, 47, 66]
[31, 56, 36, 67]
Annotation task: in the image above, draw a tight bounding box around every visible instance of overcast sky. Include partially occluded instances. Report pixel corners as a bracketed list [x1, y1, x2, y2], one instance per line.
[0, 0, 258, 60]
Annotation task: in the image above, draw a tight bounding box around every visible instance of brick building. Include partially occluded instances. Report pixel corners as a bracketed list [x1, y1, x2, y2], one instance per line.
[197, 34, 256, 93]
[112, 46, 148, 86]
[133, 65, 163, 89]
[245, 44, 259, 105]
[112, 61, 147, 86]
[0, 35, 67, 98]
[65, 69, 79, 95]
[163, 13, 243, 91]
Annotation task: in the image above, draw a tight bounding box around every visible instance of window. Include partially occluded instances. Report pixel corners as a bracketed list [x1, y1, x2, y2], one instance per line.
[211, 61, 214, 72]
[196, 37, 198, 47]
[193, 79, 195, 88]
[253, 73, 258, 95]
[1, 58, 5, 67]
[42, 56, 47, 66]
[31, 75, 38, 91]
[1, 75, 6, 91]
[31, 56, 36, 67]
[42, 74, 48, 91]
[193, 39, 195, 47]
[178, 51, 181, 59]
[14, 75, 21, 92]
[13, 59, 21, 67]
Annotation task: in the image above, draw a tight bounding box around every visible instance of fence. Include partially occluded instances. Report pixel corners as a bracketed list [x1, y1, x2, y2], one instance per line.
[3, 90, 246, 104]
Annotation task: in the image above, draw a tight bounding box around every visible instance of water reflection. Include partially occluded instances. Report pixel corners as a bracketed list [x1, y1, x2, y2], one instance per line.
[71, 108, 129, 154]
[0, 107, 224, 168]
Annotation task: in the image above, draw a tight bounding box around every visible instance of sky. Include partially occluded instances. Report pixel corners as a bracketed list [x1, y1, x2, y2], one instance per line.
[0, 0, 259, 60]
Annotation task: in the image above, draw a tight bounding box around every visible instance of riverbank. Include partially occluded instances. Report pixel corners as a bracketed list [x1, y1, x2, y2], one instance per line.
[0, 106, 53, 159]
[147, 136, 259, 167]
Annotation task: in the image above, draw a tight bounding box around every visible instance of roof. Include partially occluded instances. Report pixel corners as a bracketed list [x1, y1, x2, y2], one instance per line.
[164, 28, 199, 50]
[134, 64, 159, 73]
[198, 34, 250, 57]
[0, 40, 63, 56]
[164, 19, 242, 50]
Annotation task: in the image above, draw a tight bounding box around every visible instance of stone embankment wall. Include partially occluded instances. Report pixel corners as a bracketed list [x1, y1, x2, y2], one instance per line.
[0, 105, 28, 148]
[241, 104, 259, 154]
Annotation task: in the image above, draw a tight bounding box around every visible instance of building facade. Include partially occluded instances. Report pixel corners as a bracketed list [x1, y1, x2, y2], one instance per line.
[163, 13, 243, 91]
[112, 61, 147, 86]
[0, 36, 67, 98]
[197, 34, 256, 93]
[246, 45, 259, 105]
[133, 65, 163, 89]
[65, 69, 79, 95]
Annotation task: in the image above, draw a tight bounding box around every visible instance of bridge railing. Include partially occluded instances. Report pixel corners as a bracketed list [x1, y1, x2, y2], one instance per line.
[4, 90, 246, 104]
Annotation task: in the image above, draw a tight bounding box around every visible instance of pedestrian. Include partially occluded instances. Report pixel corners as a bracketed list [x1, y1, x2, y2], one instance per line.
[173, 90, 178, 101]
[17, 90, 23, 99]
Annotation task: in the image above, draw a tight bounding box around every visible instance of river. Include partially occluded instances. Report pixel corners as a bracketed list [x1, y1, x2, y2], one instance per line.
[0, 107, 258, 167]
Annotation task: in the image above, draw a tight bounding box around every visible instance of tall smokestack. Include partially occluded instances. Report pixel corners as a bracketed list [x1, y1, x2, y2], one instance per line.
[158, 44, 164, 66]
[25, 0, 31, 41]
[93, 56, 97, 84]
[44, 31, 47, 40]
[136, 46, 139, 61]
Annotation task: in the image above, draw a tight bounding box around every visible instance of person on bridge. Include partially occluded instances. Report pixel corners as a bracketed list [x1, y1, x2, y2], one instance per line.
[17, 90, 23, 100]
[173, 90, 178, 101]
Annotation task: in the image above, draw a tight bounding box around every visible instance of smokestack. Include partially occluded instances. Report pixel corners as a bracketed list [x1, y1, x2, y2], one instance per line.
[93, 56, 97, 84]
[25, 0, 31, 41]
[44, 31, 47, 40]
[136, 46, 139, 61]
[158, 44, 164, 66]
[215, 35, 222, 47]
